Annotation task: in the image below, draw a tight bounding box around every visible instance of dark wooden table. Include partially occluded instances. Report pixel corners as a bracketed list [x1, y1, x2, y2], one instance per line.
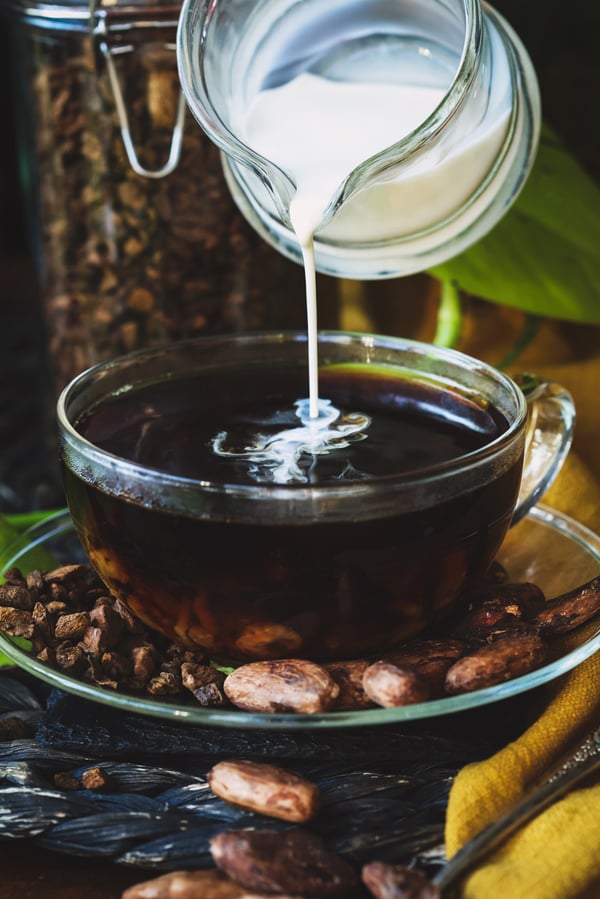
[0, 847, 140, 899]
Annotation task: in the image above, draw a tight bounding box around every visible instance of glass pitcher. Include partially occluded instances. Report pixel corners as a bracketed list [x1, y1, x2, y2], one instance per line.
[177, 0, 541, 279]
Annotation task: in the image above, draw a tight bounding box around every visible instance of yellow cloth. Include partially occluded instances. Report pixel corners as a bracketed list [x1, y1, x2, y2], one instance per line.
[444, 314, 600, 899]
[342, 288, 600, 897]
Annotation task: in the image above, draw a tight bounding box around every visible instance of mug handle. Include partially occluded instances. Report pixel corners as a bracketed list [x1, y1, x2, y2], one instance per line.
[511, 373, 576, 526]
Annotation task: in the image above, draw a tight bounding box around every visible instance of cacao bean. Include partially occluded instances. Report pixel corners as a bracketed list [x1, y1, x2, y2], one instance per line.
[384, 639, 466, 694]
[455, 582, 546, 641]
[223, 659, 340, 714]
[122, 868, 244, 899]
[210, 829, 360, 897]
[207, 759, 320, 822]
[445, 633, 548, 694]
[362, 861, 441, 899]
[533, 575, 600, 636]
[362, 661, 431, 708]
[324, 659, 374, 710]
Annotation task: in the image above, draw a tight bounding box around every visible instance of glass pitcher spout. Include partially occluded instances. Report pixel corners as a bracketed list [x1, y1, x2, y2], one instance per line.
[178, 0, 540, 279]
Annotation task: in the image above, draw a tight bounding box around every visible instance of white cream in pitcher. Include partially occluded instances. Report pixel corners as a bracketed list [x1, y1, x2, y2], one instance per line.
[204, 13, 512, 480]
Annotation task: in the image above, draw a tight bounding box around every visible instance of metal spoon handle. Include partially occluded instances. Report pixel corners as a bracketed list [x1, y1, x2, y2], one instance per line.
[434, 726, 600, 893]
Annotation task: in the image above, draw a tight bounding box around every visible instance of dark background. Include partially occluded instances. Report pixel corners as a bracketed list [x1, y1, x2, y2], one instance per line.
[0, 0, 598, 511]
[0, 5, 598, 895]
[0, 20, 28, 253]
[0, 18, 50, 511]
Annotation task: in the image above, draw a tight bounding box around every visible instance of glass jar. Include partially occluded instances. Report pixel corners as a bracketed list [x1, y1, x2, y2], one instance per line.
[3, 0, 314, 395]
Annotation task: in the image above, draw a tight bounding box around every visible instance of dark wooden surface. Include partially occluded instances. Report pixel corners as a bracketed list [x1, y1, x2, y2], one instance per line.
[0, 848, 141, 899]
[0, 1, 598, 896]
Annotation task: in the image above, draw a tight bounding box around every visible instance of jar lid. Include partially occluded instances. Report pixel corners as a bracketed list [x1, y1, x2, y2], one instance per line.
[3, 0, 182, 30]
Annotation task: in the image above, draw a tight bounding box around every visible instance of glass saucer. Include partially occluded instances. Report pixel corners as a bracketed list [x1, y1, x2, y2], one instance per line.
[1, 505, 599, 730]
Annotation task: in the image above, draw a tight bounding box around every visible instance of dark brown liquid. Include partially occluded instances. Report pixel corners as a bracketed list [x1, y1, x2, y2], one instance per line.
[65, 365, 521, 661]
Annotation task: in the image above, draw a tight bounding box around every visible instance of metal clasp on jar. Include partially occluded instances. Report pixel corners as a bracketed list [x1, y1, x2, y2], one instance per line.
[90, 1, 186, 178]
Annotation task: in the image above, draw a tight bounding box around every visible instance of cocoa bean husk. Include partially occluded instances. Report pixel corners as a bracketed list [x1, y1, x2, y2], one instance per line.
[0, 583, 35, 611]
[54, 611, 91, 642]
[0, 717, 32, 742]
[81, 766, 116, 792]
[0, 607, 34, 639]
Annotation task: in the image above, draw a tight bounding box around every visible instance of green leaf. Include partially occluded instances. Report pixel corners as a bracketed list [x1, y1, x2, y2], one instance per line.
[0, 517, 20, 555]
[1, 509, 64, 575]
[432, 279, 463, 348]
[6, 509, 64, 530]
[209, 660, 236, 675]
[0, 636, 32, 668]
[0, 509, 62, 667]
[0, 522, 58, 581]
[0, 517, 22, 667]
[429, 126, 600, 324]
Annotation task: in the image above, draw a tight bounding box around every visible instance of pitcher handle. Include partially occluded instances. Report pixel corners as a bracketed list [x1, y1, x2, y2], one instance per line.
[511, 373, 576, 526]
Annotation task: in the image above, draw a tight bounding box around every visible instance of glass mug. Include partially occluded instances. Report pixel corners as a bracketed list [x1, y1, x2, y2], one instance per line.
[176, 0, 541, 278]
[58, 332, 574, 663]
